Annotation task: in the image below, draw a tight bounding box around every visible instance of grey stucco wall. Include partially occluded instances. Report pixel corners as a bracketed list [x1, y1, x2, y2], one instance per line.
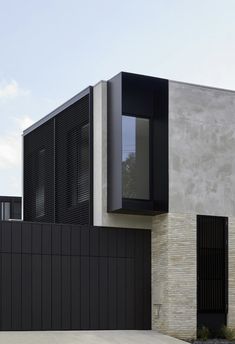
[169, 81, 235, 216]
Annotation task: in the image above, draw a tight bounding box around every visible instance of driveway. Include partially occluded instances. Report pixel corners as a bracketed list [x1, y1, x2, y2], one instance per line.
[0, 330, 186, 344]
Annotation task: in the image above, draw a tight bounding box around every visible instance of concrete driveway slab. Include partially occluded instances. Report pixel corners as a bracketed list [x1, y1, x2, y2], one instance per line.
[0, 330, 186, 344]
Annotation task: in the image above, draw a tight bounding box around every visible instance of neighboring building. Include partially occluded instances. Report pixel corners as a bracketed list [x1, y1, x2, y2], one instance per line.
[22, 72, 235, 339]
[0, 196, 21, 220]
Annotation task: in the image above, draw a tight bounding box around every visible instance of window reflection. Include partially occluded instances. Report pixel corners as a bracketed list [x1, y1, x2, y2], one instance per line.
[0, 202, 10, 220]
[122, 116, 149, 200]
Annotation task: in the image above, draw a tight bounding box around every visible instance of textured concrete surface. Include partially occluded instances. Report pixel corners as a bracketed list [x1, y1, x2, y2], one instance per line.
[152, 213, 197, 340]
[0, 331, 186, 344]
[169, 81, 235, 217]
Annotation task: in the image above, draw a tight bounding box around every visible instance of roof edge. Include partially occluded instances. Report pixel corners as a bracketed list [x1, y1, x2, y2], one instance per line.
[23, 86, 92, 136]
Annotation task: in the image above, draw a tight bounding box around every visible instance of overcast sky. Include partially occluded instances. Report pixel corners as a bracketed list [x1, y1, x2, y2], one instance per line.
[0, 0, 235, 196]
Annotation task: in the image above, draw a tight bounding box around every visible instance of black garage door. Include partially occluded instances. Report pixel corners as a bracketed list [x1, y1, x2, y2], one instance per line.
[0, 221, 151, 330]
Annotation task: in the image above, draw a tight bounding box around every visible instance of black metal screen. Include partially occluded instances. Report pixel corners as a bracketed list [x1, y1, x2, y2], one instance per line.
[55, 94, 91, 225]
[24, 120, 54, 223]
[24, 89, 92, 225]
[0, 221, 151, 331]
[197, 215, 228, 329]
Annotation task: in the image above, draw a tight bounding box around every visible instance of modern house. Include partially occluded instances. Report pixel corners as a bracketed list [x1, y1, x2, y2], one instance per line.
[1, 71, 233, 338]
[0, 196, 21, 220]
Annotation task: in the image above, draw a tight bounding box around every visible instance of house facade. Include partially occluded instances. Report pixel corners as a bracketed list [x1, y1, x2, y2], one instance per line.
[23, 72, 235, 339]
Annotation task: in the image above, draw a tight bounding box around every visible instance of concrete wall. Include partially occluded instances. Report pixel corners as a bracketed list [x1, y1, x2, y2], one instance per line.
[169, 81, 235, 217]
[152, 213, 197, 340]
[93, 81, 152, 230]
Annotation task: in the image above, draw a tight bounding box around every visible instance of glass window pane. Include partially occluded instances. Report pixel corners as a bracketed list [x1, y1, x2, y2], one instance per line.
[13, 201, 21, 219]
[122, 115, 149, 200]
[1, 202, 10, 220]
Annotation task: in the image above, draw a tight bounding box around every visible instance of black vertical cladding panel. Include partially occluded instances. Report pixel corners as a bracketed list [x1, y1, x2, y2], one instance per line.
[11, 222, 22, 253]
[99, 257, 108, 329]
[135, 230, 144, 329]
[143, 230, 151, 329]
[22, 222, 32, 254]
[22, 254, 32, 330]
[80, 256, 90, 329]
[61, 227, 71, 329]
[51, 255, 62, 329]
[126, 258, 135, 329]
[32, 223, 42, 254]
[0, 222, 151, 331]
[108, 228, 117, 257]
[126, 229, 135, 258]
[126, 228, 135, 329]
[12, 254, 22, 330]
[81, 227, 89, 256]
[90, 256, 99, 329]
[52, 224, 61, 255]
[61, 227, 70, 256]
[108, 228, 117, 329]
[70, 227, 81, 330]
[24, 119, 54, 223]
[1, 253, 11, 330]
[117, 229, 126, 329]
[99, 228, 109, 329]
[2, 221, 12, 253]
[71, 256, 81, 330]
[61, 255, 71, 329]
[32, 255, 42, 330]
[41, 255, 51, 330]
[90, 228, 99, 256]
[71, 228, 81, 255]
[12, 231, 22, 327]
[1, 221, 12, 330]
[117, 258, 126, 329]
[90, 228, 99, 329]
[31, 224, 42, 329]
[51, 225, 62, 330]
[42, 224, 51, 255]
[108, 257, 117, 329]
[99, 228, 108, 257]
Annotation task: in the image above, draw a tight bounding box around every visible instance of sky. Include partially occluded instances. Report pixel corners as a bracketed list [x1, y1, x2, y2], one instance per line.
[0, 0, 235, 196]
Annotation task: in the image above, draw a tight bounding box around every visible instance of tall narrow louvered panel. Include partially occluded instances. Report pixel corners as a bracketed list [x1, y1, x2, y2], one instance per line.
[24, 120, 54, 223]
[55, 92, 92, 225]
[197, 215, 228, 330]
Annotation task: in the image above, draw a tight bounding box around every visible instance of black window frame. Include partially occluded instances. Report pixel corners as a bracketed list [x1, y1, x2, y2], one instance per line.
[108, 72, 168, 215]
